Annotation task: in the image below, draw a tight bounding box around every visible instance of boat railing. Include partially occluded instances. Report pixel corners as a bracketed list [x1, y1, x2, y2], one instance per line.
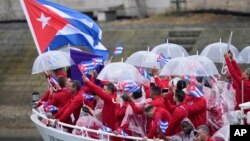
[32, 109, 154, 141]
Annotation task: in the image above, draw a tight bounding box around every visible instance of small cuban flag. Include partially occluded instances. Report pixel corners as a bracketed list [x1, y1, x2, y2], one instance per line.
[78, 61, 95, 74]
[47, 75, 59, 91]
[101, 125, 112, 133]
[138, 67, 151, 80]
[113, 45, 123, 56]
[83, 93, 95, 101]
[182, 76, 197, 83]
[119, 80, 140, 93]
[116, 128, 128, 136]
[92, 57, 103, 68]
[159, 120, 169, 133]
[186, 83, 204, 97]
[157, 53, 171, 64]
[44, 105, 58, 113]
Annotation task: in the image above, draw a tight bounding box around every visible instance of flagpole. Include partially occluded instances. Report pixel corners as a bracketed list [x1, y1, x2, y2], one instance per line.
[20, 0, 42, 55]
[221, 31, 233, 74]
[20, 0, 51, 77]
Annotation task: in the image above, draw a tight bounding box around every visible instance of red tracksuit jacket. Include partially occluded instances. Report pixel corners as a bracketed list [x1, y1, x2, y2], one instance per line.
[55, 91, 83, 124]
[186, 96, 207, 128]
[154, 76, 169, 89]
[147, 107, 171, 139]
[85, 81, 117, 130]
[130, 96, 166, 114]
[165, 103, 188, 135]
[225, 57, 250, 110]
[48, 88, 72, 110]
[115, 102, 130, 129]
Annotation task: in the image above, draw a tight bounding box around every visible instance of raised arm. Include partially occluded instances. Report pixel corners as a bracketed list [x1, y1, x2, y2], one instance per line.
[83, 75, 113, 103]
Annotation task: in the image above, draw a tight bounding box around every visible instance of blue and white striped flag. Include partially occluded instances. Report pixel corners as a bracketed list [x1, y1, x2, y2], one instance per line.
[187, 83, 204, 97]
[113, 45, 123, 56]
[92, 57, 103, 67]
[44, 105, 58, 113]
[159, 120, 168, 133]
[101, 125, 112, 133]
[20, 0, 109, 59]
[83, 93, 95, 100]
[78, 61, 95, 74]
[138, 67, 151, 80]
[119, 80, 140, 93]
[157, 53, 171, 64]
[116, 128, 128, 136]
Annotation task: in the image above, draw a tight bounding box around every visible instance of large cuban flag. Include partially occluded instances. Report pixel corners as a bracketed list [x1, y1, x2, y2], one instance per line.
[20, 0, 108, 59]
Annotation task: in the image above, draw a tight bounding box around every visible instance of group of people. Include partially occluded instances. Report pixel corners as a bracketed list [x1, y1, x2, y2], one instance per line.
[35, 50, 250, 141]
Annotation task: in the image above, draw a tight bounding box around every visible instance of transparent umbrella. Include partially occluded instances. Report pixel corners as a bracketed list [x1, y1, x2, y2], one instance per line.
[188, 55, 219, 76]
[97, 62, 148, 84]
[200, 40, 239, 63]
[212, 125, 229, 141]
[151, 40, 189, 58]
[160, 57, 208, 76]
[32, 50, 74, 74]
[126, 51, 160, 69]
[237, 46, 250, 64]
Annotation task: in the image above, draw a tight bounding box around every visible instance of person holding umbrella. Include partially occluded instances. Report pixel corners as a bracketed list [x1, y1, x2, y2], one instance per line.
[82, 74, 117, 130]
[224, 51, 250, 110]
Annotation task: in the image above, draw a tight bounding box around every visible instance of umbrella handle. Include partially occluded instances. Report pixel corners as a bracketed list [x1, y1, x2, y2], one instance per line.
[221, 60, 226, 74]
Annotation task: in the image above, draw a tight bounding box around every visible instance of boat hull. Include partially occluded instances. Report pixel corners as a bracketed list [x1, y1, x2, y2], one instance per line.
[30, 114, 97, 141]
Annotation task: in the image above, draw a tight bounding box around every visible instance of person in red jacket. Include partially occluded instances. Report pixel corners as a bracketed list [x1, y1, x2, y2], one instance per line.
[115, 94, 130, 130]
[186, 95, 207, 128]
[119, 90, 147, 137]
[82, 74, 117, 130]
[183, 77, 207, 128]
[193, 125, 214, 141]
[129, 86, 166, 136]
[164, 79, 188, 114]
[224, 51, 250, 110]
[55, 80, 84, 126]
[151, 67, 170, 90]
[129, 86, 165, 114]
[166, 89, 188, 136]
[143, 105, 171, 139]
[53, 68, 67, 78]
[48, 77, 72, 110]
[36, 76, 64, 108]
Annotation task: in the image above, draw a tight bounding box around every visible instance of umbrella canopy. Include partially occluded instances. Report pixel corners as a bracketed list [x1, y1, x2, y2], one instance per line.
[126, 51, 160, 69]
[151, 42, 189, 58]
[200, 41, 239, 63]
[160, 57, 208, 76]
[212, 125, 229, 141]
[97, 62, 148, 84]
[32, 50, 74, 74]
[237, 46, 250, 64]
[188, 55, 219, 76]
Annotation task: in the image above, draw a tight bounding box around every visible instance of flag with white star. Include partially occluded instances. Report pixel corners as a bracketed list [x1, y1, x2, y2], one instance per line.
[20, 0, 108, 59]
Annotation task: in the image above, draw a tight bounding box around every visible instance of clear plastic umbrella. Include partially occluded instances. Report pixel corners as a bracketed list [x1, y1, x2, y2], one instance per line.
[212, 125, 229, 141]
[151, 40, 189, 58]
[97, 62, 149, 84]
[200, 40, 239, 63]
[32, 50, 74, 74]
[160, 57, 208, 76]
[237, 46, 250, 64]
[188, 55, 219, 76]
[126, 51, 160, 69]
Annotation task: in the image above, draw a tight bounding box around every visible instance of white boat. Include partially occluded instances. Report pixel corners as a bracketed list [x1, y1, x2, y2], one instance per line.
[31, 109, 151, 141]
